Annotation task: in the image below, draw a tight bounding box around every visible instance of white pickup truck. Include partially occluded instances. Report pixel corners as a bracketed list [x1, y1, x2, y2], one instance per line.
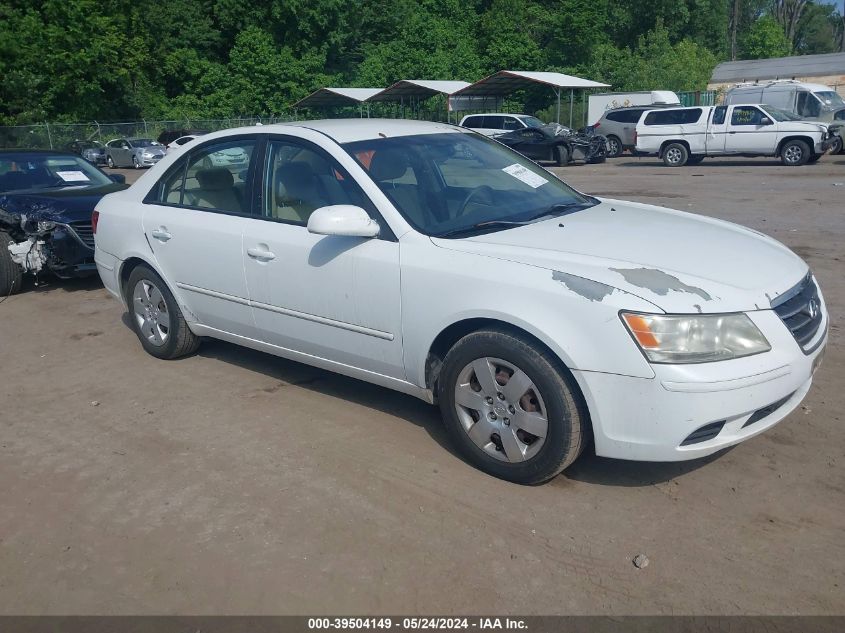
[635, 104, 834, 166]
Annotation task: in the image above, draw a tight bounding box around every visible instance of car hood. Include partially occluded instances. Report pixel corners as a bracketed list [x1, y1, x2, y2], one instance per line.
[139, 146, 166, 154]
[430, 199, 808, 313]
[0, 182, 128, 224]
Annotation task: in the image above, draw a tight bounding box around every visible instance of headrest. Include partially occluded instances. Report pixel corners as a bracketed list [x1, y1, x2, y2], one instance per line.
[196, 167, 234, 190]
[276, 161, 317, 201]
[368, 149, 410, 182]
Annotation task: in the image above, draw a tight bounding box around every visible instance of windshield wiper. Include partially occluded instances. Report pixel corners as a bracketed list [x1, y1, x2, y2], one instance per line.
[434, 201, 597, 239]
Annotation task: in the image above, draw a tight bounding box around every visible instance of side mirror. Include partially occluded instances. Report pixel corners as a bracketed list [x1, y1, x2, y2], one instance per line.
[109, 173, 126, 184]
[307, 205, 379, 238]
[760, 117, 773, 126]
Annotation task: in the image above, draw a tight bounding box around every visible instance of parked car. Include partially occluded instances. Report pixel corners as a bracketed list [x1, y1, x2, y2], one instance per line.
[593, 104, 677, 157]
[496, 124, 606, 165]
[459, 113, 546, 137]
[94, 120, 827, 484]
[635, 104, 834, 166]
[66, 140, 106, 165]
[827, 109, 845, 154]
[165, 134, 205, 154]
[724, 80, 845, 123]
[157, 128, 210, 148]
[0, 149, 127, 294]
[587, 90, 680, 128]
[105, 138, 166, 168]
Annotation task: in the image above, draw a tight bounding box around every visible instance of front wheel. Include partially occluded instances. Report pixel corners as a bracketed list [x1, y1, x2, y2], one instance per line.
[132, 156, 141, 169]
[606, 135, 622, 158]
[107, 155, 115, 168]
[438, 328, 586, 484]
[781, 139, 810, 166]
[0, 231, 24, 297]
[125, 264, 200, 359]
[554, 144, 569, 167]
[662, 142, 688, 167]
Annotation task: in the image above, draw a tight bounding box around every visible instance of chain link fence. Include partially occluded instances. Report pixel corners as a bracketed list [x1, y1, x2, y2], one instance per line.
[0, 116, 298, 150]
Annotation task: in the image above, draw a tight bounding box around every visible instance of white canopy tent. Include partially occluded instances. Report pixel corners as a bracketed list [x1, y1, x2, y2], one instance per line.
[452, 70, 610, 126]
[292, 88, 383, 116]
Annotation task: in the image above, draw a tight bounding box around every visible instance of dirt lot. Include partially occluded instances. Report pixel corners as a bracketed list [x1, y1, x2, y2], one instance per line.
[1, 156, 843, 615]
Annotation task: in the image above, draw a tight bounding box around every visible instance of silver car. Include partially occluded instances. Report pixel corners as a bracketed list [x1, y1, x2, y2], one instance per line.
[594, 106, 674, 157]
[105, 138, 166, 169]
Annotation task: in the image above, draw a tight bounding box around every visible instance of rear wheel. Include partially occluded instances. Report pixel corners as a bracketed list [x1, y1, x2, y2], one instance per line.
[605, 135, 622, 158]
[662, 142, 688, 167]
[554, 145, 569, 166]
[125, 264, 200, 360]
[0, 231, 24, 297]
[438, 328, 586, 484]
[780, 139, 810, 166]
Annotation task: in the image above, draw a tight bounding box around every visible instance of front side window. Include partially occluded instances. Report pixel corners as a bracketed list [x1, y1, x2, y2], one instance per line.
[796, 92, 821, 118]
[264, 139, 373, 225]
[150, 139, 256, 213]
[503, 117, 521, 130]
[344, 132, 595, 238]
[731, 106, 765, 126]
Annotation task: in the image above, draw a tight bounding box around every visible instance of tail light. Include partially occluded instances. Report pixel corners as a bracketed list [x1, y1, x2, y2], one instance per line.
[92, 210, 99, 235]
[633, 131, 638, 145]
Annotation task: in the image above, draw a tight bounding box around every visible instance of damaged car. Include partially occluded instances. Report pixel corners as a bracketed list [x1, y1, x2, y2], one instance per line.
[0, 149, 127, 295]
[496, 124, 607, 165]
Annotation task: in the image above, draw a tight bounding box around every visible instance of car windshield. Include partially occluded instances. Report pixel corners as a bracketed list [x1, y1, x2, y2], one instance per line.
[343, 132, 595, 238]
[0, 154, 112, 192]
[762, 105, 803, 121]
[131, 139, 160, 147]
[520, 116, 546, 128]
[815, 91, 845, 108]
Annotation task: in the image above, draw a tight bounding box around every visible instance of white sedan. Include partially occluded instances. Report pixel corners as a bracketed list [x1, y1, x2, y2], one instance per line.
[92, 120, 828, 484]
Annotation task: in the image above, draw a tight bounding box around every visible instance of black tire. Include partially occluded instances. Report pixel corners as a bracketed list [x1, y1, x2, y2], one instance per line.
[780, 139, 810, 166]
[125, 264, 200, 359]
[554, 145, 569, 167]
[831, 135, 843, 155]
[132, 156, 141, 169]
[686, 155, 704, 165]
[0, 231, 24, 297]
[107, 155, 115, 168]
[606, 135, 623, 158]
[662, 142, 688, 167]
[437, 327, 587, 485]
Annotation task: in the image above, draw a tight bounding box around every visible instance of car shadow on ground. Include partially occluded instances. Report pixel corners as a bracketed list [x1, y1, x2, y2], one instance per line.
[24, 275, 103, 295]
[613, 158, 822, 168]
[117, 312, 729, 487]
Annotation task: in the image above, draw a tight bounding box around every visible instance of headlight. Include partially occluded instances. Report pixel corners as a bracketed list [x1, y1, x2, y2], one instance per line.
[621, 312, 770, 364]
[142, 151, 153, 157]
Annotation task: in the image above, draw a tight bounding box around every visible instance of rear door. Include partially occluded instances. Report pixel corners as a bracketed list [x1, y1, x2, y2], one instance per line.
[141, 135, 261, 335]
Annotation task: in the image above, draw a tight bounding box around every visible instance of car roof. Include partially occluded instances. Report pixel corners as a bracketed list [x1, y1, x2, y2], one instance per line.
[212, 119, 469, 144]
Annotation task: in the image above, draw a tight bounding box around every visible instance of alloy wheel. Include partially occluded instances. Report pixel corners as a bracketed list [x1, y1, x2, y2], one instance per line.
[132, 279, 171, 346]
[784, 144, 804, 165]
[665, 147, 683, 165]
[453, 357, 548, 463]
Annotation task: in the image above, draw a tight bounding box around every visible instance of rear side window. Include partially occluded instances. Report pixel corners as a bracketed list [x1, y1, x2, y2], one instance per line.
[643, 109, 702, 125]
[605, 111, 624, 122]
[482, 116, 504, 130]
[835, 110, 845, 121]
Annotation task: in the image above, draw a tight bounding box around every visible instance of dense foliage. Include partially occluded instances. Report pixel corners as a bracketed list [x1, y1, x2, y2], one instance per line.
[0, 0, 842, 124]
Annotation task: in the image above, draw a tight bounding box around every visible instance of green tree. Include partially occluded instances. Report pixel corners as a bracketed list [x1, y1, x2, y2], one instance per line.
[740, 15, 792, 58]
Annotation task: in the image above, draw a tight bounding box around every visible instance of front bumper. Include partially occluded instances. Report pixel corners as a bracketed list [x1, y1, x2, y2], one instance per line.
[140, 155, 164, 167]
[573, 305, 828, 462]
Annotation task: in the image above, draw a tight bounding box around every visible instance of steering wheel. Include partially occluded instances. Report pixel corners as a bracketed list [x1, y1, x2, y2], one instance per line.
[457, 185, 495, 217]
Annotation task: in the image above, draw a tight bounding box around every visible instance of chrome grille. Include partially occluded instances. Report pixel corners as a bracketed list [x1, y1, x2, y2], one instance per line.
[68, 220, 95, 248]
[772, 273, 823, 352]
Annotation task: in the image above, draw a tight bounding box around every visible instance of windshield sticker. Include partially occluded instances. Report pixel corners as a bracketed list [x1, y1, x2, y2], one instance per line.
[502, 163, 547, 188]
[56, 170, 90, 182]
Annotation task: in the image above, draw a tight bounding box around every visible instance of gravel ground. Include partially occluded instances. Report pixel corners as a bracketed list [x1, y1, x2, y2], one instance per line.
[1, 155, 843, 615]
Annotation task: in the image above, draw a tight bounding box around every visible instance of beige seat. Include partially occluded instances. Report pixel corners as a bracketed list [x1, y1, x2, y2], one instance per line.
[271, 162, 325, 223]
[368, 150, 428, 226]
[188, 168, 241, 212]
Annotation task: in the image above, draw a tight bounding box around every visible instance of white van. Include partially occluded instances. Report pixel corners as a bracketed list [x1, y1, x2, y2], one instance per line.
[635, 104, 833, 166]
[724, 80, 845, 122]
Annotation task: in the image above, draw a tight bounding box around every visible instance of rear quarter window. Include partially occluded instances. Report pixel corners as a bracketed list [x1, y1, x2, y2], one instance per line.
[462, 116, 482, 128]
[643, 109, 702, 125]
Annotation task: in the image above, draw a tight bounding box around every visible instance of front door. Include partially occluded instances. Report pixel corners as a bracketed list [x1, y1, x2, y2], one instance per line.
[724, 106, 780, 154]
[141, 136, 261, 336]
[241, 137, 405, 379]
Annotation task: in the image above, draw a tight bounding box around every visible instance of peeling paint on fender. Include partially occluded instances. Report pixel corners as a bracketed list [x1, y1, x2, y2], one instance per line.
[610, 267, 713, 302]
[552, 270, 614, 302]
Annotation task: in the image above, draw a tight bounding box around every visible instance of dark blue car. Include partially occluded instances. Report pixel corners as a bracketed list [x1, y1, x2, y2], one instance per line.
[0, 149, 128, 295]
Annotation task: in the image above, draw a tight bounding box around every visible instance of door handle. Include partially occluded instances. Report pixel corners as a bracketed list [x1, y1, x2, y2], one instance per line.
[247, 245, 276, 261]
[151, 227, 172, 242]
